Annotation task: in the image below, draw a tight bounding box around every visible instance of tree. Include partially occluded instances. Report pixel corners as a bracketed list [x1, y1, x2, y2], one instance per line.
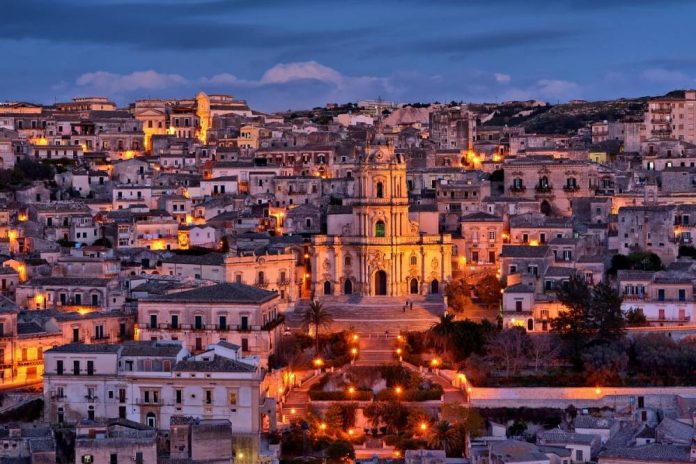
[485, 327, 530, 377]
[440, 403, 485, 439]
[301, 300, 334, 355]
[445, 279, 473, 313]
[528, 333, 561, 373]
[589, 282, 626, 342]
[427, 313, 458, 360]
[552, 275, 625, 366]
[581, 342, 629, 385]
[475, 275, 503, 310]
[325, 440, 355, 461]
[426, 421, 462, 456]
[379, 401, 409, 434]
[625, 308, 648, 327]
[609, 252, 663, 274]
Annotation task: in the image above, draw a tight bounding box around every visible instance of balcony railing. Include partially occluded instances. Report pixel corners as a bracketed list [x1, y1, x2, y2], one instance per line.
[254, 279, 269, 289]
[509, 185, 526, 193]
[562, 185, 580, 192]
[136, 398, 163, 406]
[534, 185, 553, 193]
[277, 278, 291, 286]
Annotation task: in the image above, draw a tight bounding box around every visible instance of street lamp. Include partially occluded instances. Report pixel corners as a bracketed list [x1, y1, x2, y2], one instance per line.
[313, 357, 324, 368]
[419, 422, 428, 432]
[395, 386, 402, 397]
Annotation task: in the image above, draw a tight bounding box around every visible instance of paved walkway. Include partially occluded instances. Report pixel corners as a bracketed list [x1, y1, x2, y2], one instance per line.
[287, 295, 445, 335]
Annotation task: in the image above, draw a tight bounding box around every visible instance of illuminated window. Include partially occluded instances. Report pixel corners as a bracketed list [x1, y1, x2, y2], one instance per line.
[375, 221, 385, 237]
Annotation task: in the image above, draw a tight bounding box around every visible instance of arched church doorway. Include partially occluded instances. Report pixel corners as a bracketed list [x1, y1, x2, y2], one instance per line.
[323, 281, 332, 295]
[410, 278, 419, 294]
[430, 279, 439, 294]
[375, 270, 387, 296]
[343, 279, 353, 295]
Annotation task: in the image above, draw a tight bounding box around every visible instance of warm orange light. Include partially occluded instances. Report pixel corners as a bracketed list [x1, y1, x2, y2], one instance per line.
[351, 348, 358, 355]
[313, 358, 324, 367]
[467, 387, 473, 393]
[395, 386, 402, 395]
[31, 137, 49, 146]
[595, 387, 602, 395]
[320, 422, 327, 431]
[430, 358, 440, 367]
[34, 294, 43, 305]
[185, 215, 193, 225]
[397, 335, 403, 341]
[420, 422, 428, 431]
[290, 408, 296, 414]
[348, 428, 354, 436]
[7, 230, 17, 241]
[150, 239, 167, 251]
[352, 334, 359, 342]
[278, 387, 284, 394]
[17, 213, 27, 222]
[304, 273, 310, 279]
[348, 386, 355, 394]
[396, 348, 402, 355]
[394, 451, 401, 458]
[77, 307, 94, 316]
[529, 240, 539, 247]
[304, 253, 309, 259]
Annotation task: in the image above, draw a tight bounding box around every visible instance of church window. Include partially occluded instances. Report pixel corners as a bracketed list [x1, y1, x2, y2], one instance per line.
[345, 256, 352, 266]
[376, 182, 384, 198]
[410, 255, 417, 266]
[375, 221, 385, 237]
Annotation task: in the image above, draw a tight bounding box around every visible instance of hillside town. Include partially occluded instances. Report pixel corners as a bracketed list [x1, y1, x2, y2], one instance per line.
[2, 90, 696, 463]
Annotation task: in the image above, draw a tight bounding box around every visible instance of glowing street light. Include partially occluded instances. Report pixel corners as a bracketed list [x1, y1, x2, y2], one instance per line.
[348, 428, 354, 436]
[313, 358, 324, 369]
[348, 386, 356, 395]
[430, 358, 440, 368]
[419, 422, 428, 432]
[320, 422, 327, 431]
[395, 386, 402, 395]
[352, 334, 359, 342]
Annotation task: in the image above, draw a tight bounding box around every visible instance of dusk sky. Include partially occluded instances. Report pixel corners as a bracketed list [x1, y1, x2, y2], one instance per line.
[4, 0, 696, 111]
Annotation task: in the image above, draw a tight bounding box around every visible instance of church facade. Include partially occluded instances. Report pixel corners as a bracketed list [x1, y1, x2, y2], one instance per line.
[310, 139, 452, 298]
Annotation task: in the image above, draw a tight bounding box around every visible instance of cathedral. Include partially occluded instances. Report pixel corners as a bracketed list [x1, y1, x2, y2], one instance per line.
[310, 135, 452, 298]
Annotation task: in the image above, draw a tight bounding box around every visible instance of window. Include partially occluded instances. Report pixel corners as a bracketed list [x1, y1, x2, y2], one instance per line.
[410, 255, 417, 266]
[376, 182, 384, 198]
[175, 389, 182, 404]
[679, 289, 686, 301]
[229, 390, 238, 405]
[150, 314, 157, 329]
[658, 289, 665, 301]
[194, 315, 203, 330]
[515, 301, 523, 312]
[219, 315, 227, 330]
[73, 360, 80, 376]
[345, 256, 352, 266]
[171, 314, 178, 329]
[87, 360, 94, 376]
[375, 220, 385, 237]
[146, 413, 156, 428]
[241, 338, 249, 352]
[205, 390, 212, 404]
[240, 315, 249, 331]
[56, 360, 64, 375]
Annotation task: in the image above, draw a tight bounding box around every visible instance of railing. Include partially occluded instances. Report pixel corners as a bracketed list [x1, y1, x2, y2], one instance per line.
[534, 185, 553, 193]
[17, 359, 42, 367]
[261, 314, 286, 331]
[277, 278, 291, 286]
[509, 185, 526, 193]
[84, 396, 98, 403]
[651, 106, 672, 114]
[254, 279, 269, 289]
[562, 185, 580, 192]
[90, 335, 110, 343]
[136, 398, 163, 406]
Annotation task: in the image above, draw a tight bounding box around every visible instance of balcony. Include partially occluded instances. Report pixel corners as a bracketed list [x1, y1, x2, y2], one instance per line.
[651, 129, 672, 136]
[534, 185, 553, 194]
[90, 335, 111, 343]
[508, 185, 526, 193]
[277, 278, 291, 286]
[136, 398, 163, 406]
[562, 185, 580, 193]
[84, 396, 98, 403]
[261, 314, 286, 331]
[17, 359, 42, 367]
[254, 279, 270, 289]
[651, 106, 672, 114]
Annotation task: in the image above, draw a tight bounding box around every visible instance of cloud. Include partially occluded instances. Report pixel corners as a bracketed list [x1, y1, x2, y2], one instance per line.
[494, 73, 511, 83]
[200, 73, 245, 86]
[640, 68, 692, 85]
[260, 61, 343, 86]
[75, 70, 188, 94]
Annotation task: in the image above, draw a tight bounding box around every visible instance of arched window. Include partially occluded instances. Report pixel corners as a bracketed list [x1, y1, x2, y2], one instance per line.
[375, 220, 385, 237]
[344, 255, 352, 266]
[566, 177, 577, 188]
[513, 178, 523, 189]
[146, 412, 156, 428]
[323, 281, 332, 295]
[410, 255, 417, 266]
[539, 176, 549, 188]
[527, 318, 534, 331]
[376, 182, 384, 199]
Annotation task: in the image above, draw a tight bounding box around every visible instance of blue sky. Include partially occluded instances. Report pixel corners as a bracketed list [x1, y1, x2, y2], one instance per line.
[3, 0, 696, 111]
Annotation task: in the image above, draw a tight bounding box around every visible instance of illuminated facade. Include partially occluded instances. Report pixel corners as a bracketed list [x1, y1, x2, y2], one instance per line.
[311, 135, 451, 297]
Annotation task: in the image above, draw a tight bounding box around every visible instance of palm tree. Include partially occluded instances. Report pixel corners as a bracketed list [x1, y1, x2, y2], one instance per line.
[427, 312, 458, 360]
[427, 420, 462, 456]
[301, 299, 334, 355]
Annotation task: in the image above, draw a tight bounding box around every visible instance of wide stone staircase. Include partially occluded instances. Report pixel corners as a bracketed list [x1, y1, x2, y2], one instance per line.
[286, 295, 445, 336]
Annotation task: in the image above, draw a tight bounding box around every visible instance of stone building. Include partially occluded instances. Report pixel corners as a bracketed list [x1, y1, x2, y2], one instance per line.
[311, 134, 451, 297]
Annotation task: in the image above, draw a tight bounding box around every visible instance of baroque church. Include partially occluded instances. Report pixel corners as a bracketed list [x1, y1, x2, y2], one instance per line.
[310, 134, 452, 297]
